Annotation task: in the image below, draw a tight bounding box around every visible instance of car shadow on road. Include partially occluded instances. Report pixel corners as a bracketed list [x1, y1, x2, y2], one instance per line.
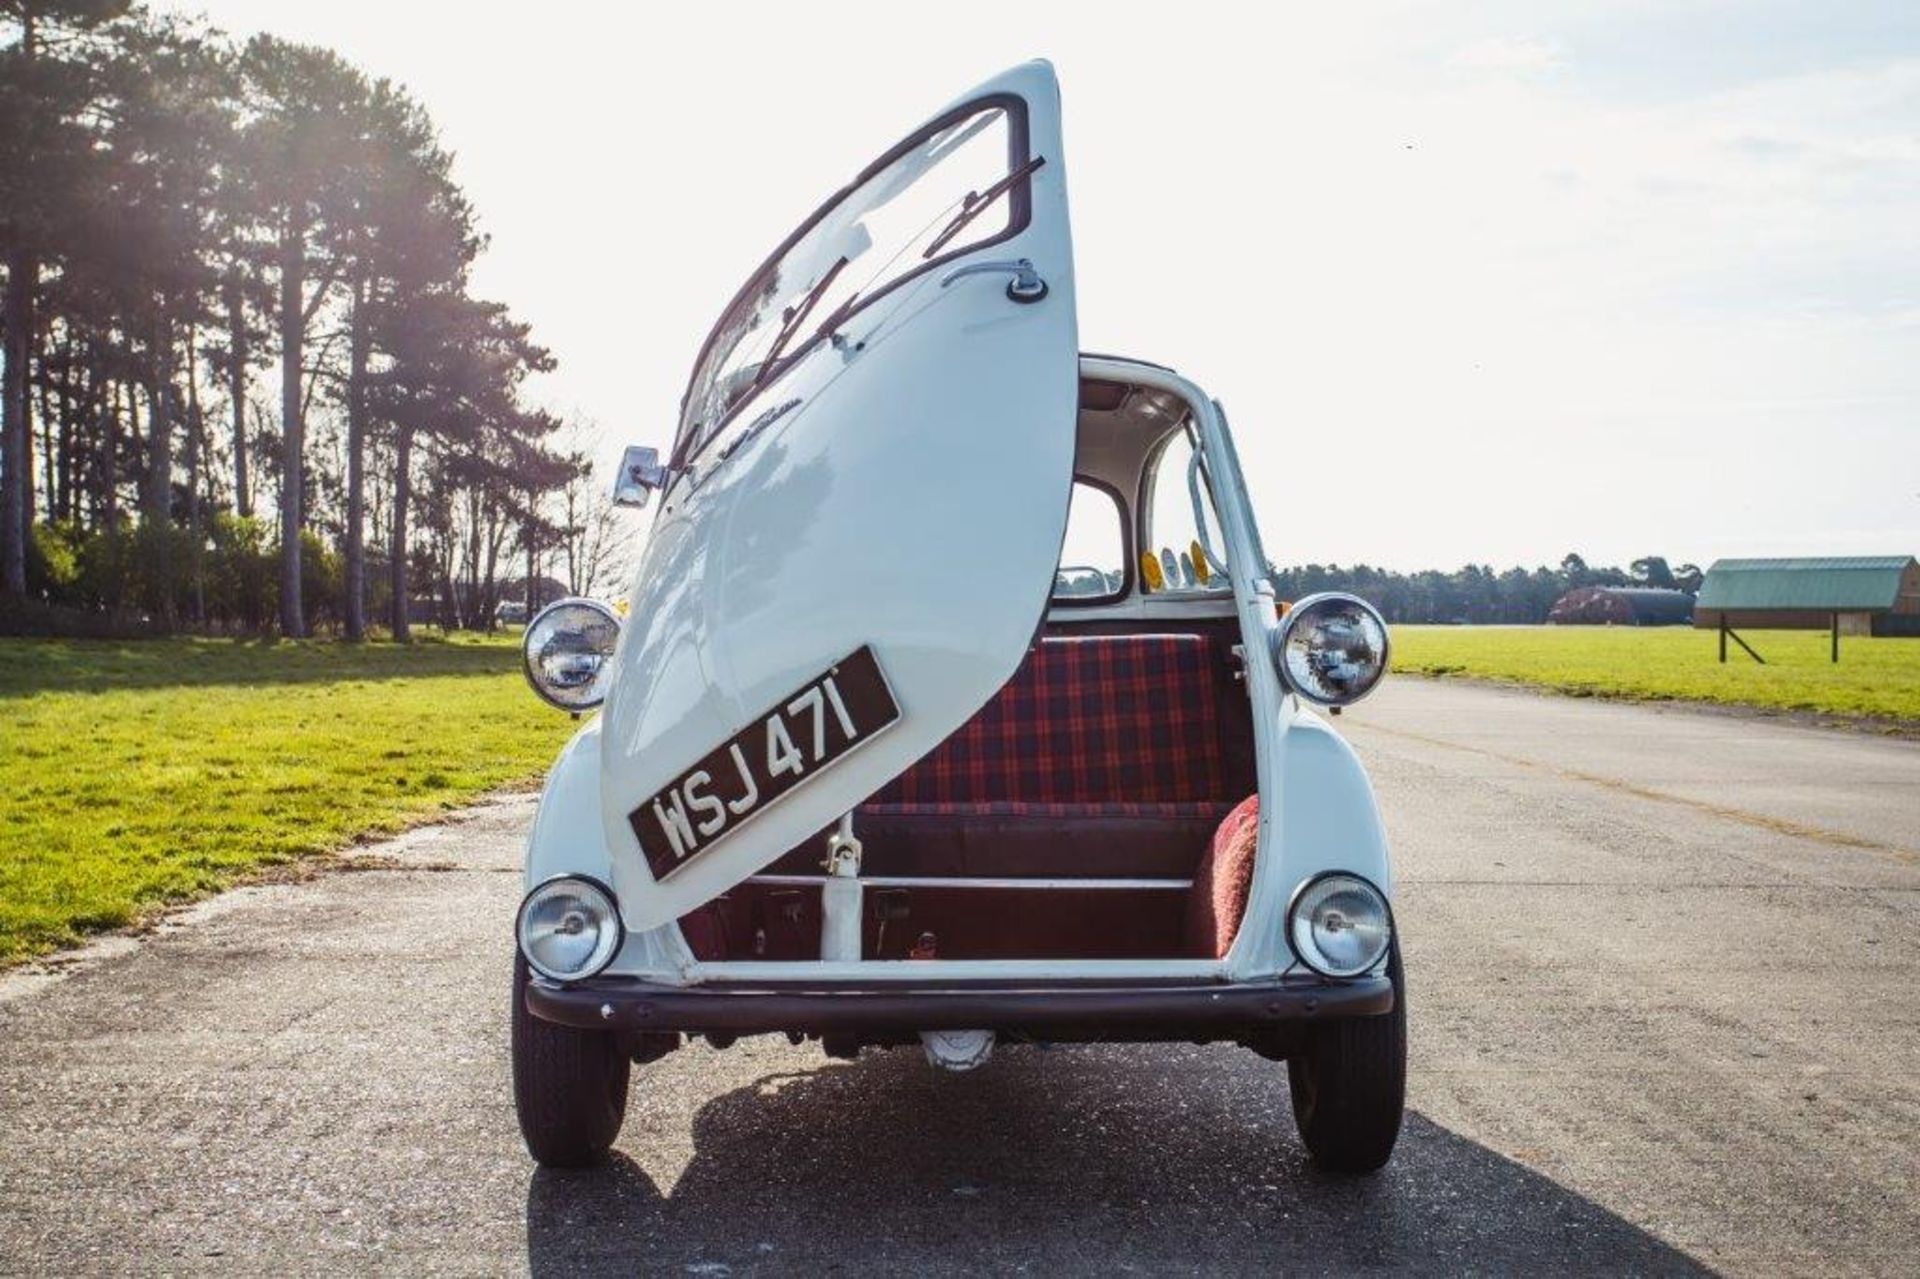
[525, 1044, 1708, 1275]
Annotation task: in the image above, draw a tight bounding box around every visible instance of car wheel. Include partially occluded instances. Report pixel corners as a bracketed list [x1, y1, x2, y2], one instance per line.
[1287, 938, 1407, 1174]
[511, 953, 630, 1167]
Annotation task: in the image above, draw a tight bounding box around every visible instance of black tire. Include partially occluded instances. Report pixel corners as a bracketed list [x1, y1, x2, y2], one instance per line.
[511, 953, 630, 1167]
[1287, 939, 1407, 1173]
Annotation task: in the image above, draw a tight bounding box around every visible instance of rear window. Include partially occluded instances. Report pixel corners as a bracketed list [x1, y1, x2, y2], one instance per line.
[1054, 481, 1127, 602]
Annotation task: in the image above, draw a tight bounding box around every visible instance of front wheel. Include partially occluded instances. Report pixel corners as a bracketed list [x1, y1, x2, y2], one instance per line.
[511, 954, 630, 1167]
[1287, 940, 1407, 1173]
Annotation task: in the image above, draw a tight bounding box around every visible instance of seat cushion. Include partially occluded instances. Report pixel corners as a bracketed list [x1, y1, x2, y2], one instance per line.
[852, 800, 1236, 879]
[767, 800, 1235, 879]
[871, 635, 1226, 806]
[1184, 794, 1260, 958]
[764, 634, 1242, 883]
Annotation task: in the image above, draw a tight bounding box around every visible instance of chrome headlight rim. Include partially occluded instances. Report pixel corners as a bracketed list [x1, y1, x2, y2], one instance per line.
[522, 596, 621, 712]
[515, 874, 625, 984]
[1286, 870, 1394, 979]
[1273, 591, 1391, 708]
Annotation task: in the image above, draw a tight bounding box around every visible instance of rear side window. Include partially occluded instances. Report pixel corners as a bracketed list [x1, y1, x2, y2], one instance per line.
[1141, 429, 1229, 592]
[1053, 481, 1126, 602]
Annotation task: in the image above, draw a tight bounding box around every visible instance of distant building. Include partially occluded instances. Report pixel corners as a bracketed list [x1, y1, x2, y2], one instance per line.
[1694, 557, 1920, 636]
[1548, 586, 1695, 626]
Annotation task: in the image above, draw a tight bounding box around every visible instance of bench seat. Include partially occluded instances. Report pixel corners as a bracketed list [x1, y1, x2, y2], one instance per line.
[691, 631, 1257, 960]
[781, 799, 1237, 879]
[770, 633, 1245, 879]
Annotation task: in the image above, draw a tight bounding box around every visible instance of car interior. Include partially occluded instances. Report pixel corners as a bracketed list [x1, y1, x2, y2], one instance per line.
[677, 370, 1262, 964]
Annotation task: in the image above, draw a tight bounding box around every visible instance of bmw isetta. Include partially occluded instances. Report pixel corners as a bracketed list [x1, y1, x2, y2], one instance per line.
[512, 61, 1404, 1173]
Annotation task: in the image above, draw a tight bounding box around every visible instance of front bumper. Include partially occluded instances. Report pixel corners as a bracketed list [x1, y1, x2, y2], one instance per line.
[526, 972, 1393, 1040]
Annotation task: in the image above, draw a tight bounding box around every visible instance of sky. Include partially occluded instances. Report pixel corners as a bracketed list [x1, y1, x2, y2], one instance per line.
[162, 0, 1920, 572]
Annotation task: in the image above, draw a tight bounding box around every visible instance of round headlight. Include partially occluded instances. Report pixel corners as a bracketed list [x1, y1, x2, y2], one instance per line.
[516, 876, 623, 982]
[523, 597, 621, 711]
[1273, 592, 1389, 707]
[1287, 872, 1392, 978]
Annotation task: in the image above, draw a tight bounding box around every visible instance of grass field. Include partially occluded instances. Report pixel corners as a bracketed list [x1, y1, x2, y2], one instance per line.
[6, 624, 1912, 965]
[1392, 625, 1920, 724]
[0, 636, 575, 965]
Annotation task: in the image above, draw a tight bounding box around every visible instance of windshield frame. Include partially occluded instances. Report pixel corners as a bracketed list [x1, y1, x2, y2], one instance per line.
[670, 91, 1036, 472]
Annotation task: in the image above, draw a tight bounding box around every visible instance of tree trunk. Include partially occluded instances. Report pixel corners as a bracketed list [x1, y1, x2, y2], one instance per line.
[145, 319, 173, 520]
[343, 274, 369, 640]
[185, 332, 205, 626]
[52, 330, 72, 523]
[2, 247, 33, 596]
[36, 326, 56, 524]
[120, 380, 140, 531]
[483, 500, 507, 632]
[1, 11, 37, 596]
[226, 264, 250, 519]
[145, 315, 175, 625]
[482, 508, 501, 630]
[83, 350, 104, 528]
[389, 424, 411, 642]
[563, 485, 579, 594]
[440, 544, 457, 631]
[103, 378, 119, 529]
[277, 218, 306, 638]
[71, 340, 96, 526]
[524, 493, 537, 618]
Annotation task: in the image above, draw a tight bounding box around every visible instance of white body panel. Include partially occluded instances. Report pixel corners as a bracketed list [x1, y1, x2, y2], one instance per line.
[524, 358, 1393, 986]
[596, 62, 1078, 933]
[519, 66, 1394, 988]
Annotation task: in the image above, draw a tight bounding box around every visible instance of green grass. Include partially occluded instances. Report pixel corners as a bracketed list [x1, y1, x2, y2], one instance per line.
[1392, 625, 1920, 724]
[0, 635, 576, 965]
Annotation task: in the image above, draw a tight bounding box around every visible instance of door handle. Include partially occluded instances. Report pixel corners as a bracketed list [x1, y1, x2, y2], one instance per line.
[938, 257, 1049, 303]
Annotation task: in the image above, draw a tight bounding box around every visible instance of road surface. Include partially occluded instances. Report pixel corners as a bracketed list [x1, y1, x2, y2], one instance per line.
[1, 678, 1915, 1274]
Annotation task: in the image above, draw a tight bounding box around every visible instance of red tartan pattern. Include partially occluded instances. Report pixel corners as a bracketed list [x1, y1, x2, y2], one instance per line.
[870, 636, 1227, 806]
[861, 800, 1232, 820]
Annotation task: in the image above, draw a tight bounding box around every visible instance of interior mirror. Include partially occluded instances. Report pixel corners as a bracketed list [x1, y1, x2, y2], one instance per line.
[612, 445, 668, 509]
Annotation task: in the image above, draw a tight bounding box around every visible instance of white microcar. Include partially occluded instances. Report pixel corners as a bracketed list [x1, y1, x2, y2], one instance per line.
[512, 61, 1404, 1174]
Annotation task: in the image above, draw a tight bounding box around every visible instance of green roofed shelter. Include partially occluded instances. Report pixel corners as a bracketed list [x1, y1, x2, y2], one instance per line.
[1695, 556, 1920, 639]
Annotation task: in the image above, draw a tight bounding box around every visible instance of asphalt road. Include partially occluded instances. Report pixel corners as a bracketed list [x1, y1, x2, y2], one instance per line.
[2, 678, 1916, 1275]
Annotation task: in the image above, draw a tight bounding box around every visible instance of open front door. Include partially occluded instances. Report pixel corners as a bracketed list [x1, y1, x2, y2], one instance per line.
[601, 62, 1078, 931]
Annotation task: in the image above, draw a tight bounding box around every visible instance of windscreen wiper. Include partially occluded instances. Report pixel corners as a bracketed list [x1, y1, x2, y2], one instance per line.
[921, 154, 1047, 260]
[754, 255, 848, 388]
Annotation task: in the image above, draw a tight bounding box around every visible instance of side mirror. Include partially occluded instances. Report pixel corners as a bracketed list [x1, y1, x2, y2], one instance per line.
[612, 445, 669, 509]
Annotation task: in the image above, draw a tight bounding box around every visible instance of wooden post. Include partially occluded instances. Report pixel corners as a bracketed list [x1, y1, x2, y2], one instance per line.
[1832, 612, 1840, 663]
[1719, 618, 1728, 664]
[1726, 626, 1766, 664]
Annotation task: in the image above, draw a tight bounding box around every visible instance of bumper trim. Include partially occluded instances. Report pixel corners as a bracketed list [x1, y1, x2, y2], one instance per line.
[525, 973, 1393, 1036]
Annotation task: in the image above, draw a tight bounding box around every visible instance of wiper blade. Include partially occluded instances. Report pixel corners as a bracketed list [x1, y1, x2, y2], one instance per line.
[811, 286, 864, 348]
[755, 255, 848, 389]
[922, 154, 1047, 261]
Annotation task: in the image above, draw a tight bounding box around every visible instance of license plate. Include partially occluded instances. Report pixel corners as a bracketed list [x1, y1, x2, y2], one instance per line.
[629, 646, 901, 879]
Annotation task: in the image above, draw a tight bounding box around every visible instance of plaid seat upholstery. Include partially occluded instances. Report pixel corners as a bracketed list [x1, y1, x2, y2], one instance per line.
[860, 800, 1229, 819]
[867, 635, 1228, 807]
[769, 797, 1238, 880]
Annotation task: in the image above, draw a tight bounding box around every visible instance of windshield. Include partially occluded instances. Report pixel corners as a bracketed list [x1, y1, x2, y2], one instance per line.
[674, 96, 1033, 465]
